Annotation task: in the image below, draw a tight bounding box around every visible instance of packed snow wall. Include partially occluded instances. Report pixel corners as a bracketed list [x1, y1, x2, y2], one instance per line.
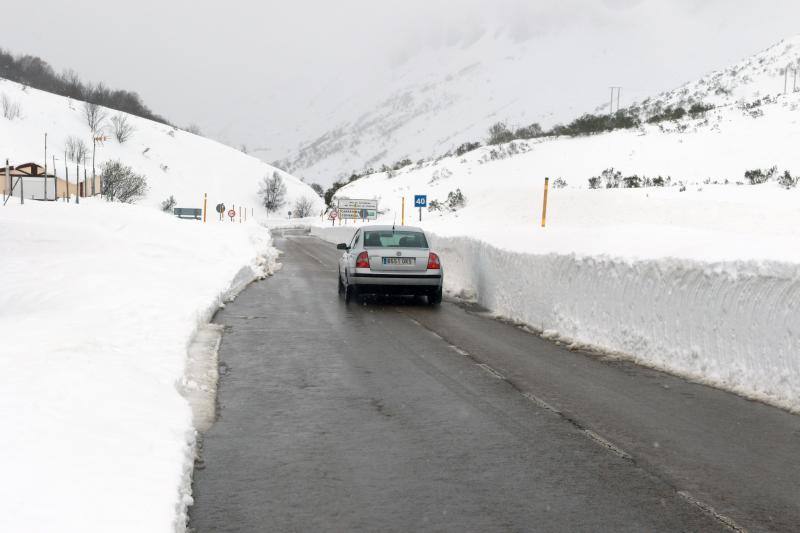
[312, 226, 800, 411]
[431, 235, 800, 412]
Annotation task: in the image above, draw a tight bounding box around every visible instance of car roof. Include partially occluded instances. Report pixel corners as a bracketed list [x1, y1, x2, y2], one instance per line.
[360, 225, 424, 232]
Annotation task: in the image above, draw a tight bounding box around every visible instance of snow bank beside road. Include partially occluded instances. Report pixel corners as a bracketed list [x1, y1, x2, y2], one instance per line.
[312, 225, 800, 412]
[0, 201, 276, 532]
[432, 235, 800, 412]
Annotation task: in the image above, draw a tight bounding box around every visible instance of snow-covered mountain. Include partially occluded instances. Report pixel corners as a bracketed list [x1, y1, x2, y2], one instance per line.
[0, 78, 323, 215]
[633, 35, 800, 117]
[263, 33, 800, 187]
[262, 31, 593, 184]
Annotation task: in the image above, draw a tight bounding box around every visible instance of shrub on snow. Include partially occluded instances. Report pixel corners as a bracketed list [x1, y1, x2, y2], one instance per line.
[160, 195, 176, 212]
[292, 196, 314, 218]
[101, 160, 148, 204]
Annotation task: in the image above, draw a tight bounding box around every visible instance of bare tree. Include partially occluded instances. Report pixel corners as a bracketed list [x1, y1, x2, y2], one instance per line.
[110, 114, 135, 143]
[185, 123, 202, 135]
[1, 93, 21, 119]
[293, 196, 314, 218]
[83, 101, 108, 133]
[65, 135, 88, 163]
[259, 171, 287, 213]
[101, 160, 148, 203]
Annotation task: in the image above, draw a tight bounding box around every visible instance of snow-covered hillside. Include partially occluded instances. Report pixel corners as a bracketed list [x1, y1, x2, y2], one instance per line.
[267, 33, 800, 187]
[634, 35, 800, 117]
[266, 31, 596, 184]
[0, 79, 320, 532]
[322, 60, 800, 412]
[0, 78, 323, 214]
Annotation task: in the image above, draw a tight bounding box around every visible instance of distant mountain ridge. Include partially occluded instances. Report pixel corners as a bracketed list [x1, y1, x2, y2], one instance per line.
[266, 34, 800, 186]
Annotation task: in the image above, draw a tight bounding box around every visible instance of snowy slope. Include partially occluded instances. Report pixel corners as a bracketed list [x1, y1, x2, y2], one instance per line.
[634, 35, 800, 117]
[320, 64, 800, 411]
[0, 77, 324, 215]
[265, 33, 800, 187]
[0, 79, 320, 532]
[266, 31, 596, 184]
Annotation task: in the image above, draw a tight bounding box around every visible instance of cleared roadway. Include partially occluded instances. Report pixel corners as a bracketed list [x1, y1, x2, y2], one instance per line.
[190, 231, 800, 532]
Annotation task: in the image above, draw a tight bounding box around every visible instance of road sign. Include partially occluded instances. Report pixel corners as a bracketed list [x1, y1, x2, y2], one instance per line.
[216, 203, 225, 214]
[228, 209, 236, 219]
[338, 207, 377, 220]
[328, 210, 338, 220]
[414, 195, 427, 208]
[337, 198, 378, 211]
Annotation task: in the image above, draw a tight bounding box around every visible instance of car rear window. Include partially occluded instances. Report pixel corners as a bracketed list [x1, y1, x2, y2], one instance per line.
[363, 230, 428, 248]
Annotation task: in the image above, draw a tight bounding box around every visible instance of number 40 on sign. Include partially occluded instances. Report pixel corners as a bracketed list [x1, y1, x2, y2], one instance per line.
[414, 195, 427, 222]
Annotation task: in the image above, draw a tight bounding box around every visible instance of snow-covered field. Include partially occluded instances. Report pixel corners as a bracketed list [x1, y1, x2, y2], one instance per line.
[0, 201, 276, 532]
[318, 82, 800, 412]
[0, 200, 278, 531]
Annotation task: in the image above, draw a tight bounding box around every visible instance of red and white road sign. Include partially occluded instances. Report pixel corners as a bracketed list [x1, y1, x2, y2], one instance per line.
[328, 210, 338, 220]
[228, 209, 236, 218]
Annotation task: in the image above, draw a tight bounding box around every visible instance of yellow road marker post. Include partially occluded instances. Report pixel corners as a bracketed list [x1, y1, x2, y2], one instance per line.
[541, 177, 549, 228]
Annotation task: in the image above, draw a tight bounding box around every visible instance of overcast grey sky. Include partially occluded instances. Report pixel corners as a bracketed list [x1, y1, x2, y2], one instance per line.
[2, 0, 799, 151]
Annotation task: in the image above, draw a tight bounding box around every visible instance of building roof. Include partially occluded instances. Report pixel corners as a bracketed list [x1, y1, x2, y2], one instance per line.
[0, 162, 56, 178]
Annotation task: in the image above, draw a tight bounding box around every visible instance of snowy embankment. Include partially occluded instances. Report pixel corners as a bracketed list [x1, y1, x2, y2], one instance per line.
[0, 201, 277, 532]
[314, 219, 800, 412]
[317, 87, 800, 411]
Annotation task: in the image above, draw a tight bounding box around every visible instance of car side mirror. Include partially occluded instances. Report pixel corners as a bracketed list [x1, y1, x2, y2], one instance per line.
[336, 243, 349, 250]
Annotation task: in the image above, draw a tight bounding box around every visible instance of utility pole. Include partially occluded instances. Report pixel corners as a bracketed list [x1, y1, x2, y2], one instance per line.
[609, 86, 622, 113]
[75, 160, 80, 204]
[64, 150, 68, 202]
[53, 155, 58, 200]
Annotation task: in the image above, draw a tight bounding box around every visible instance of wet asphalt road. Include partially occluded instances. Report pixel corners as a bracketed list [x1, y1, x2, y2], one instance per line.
[189, 231, 800, 532]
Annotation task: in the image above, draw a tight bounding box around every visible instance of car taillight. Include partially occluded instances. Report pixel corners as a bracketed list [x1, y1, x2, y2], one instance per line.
[356, 251, 370, 269]
[427, 252, 441, 270]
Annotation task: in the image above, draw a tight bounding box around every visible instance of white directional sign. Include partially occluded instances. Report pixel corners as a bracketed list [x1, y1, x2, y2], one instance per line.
[337, 198, 378, 219]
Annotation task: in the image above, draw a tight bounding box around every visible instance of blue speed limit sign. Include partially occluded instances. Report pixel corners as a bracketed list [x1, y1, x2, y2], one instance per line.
[414, 195, 427, 207]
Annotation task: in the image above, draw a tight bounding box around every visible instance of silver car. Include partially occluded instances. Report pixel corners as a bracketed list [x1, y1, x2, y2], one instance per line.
[337, 225, 443, 305]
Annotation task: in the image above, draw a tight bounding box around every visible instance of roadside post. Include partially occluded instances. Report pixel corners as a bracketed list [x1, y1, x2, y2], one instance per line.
[401, 197, 405, 226]
[203, 193, 208, 223]
[228, 208, 236, 222]
[541, 177, 549, 228]
[216, 203, 225, 221]
[414, 194, 427, 222]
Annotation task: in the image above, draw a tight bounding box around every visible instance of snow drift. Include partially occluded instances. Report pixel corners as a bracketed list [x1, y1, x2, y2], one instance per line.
[0, 201, 278, 532]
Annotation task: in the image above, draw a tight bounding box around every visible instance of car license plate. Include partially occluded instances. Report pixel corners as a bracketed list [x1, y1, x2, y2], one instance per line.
[383, 257, 415, 265]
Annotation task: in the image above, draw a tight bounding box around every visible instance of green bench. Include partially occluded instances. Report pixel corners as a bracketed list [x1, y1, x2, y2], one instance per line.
[173, 207, 203, 220]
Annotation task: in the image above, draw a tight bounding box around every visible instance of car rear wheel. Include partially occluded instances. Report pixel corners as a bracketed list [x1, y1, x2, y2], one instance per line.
[428, 287, 442, 305]
[345, 282, 358, 304]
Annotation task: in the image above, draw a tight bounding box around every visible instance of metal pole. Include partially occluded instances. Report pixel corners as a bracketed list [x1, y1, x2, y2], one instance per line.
[610, 88, 614, 113]
[92, 137, 96, 196]
[75, 161, 79, 204]
[53, 155, 57, 200]
[617, 88, 621, 113]
[44, 133, 48, 200]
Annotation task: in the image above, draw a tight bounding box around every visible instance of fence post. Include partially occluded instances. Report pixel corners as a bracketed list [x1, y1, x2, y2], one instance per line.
[541, 177, 549, 228]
